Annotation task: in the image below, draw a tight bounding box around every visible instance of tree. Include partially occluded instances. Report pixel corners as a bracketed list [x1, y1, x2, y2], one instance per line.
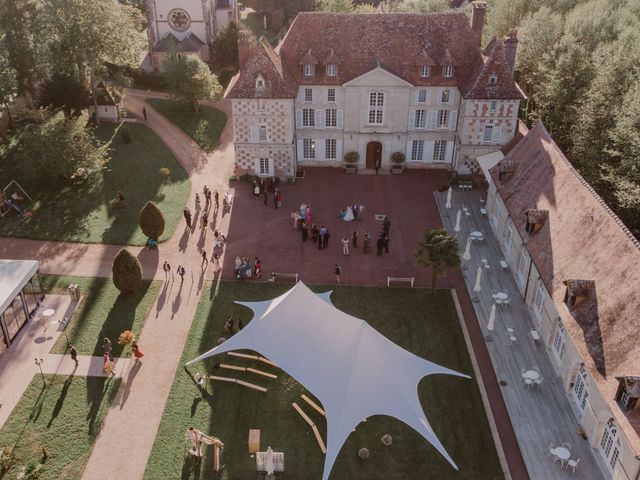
[415, 228, 460, 296]
[318, 0, 375, 12]
[164, 55, 223, 112]
[139, 201, 165, 241]
[6, 109, 108, 184]
[389, 0, 449, 13]
[212, 21, 241, 69]
[39, 73, 91, 117]
[112, 248, 143, 294]
[0, 35, 18, 126]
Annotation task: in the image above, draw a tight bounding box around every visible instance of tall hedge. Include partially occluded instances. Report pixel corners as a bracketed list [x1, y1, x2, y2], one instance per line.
[139, 201, 165, 240]
[112, 248, 143, 294]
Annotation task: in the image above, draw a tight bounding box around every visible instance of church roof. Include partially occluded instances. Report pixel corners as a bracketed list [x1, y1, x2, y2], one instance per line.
[154, 32, 204, 53]
[226, 11, 523, 100]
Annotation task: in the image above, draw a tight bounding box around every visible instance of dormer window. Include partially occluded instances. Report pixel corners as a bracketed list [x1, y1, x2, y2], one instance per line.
[255, 76, 265, 94]
[303, 64, 314, 77]
[524, 208, 548, 234]
[562, 279, 594, 309]
[489, 74, 497, 85]
[615, 376, 640, 411]
[419, 66, 430, 78]
[326, 64, 337, 77]
[443, 65, 454, 78]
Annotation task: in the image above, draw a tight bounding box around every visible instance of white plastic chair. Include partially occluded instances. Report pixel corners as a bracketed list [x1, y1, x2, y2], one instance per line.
[568, 458, 580, 473]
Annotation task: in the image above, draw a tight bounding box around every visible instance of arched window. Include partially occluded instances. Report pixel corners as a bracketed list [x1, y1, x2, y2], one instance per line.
[600, 418, 620, 470]
[572, 364, 589, 412]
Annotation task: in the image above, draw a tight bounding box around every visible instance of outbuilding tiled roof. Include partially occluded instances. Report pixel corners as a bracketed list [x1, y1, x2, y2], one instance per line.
[226, 12, 523, 100]
[490, 123, 640, 448]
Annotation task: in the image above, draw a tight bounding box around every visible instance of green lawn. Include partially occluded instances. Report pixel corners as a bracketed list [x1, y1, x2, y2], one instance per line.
[0, 374, 120, 480]
[43, 275, 161, 357]
[0, 122, 190, 245]
[146, 99, 227, 152]
[144, 282, 503, 480]
[241, 9, 279, 46]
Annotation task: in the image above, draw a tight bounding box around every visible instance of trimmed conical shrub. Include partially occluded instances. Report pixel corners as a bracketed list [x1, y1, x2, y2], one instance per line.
[112, 248, 142, 294]
[139, 201, 165, 241]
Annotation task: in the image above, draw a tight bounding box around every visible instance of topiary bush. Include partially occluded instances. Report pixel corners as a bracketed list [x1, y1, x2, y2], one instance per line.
[391, 152, 405, 164]
[158, 167, 171, 182]
[344, 151, 360, 164]
[139, 201, 165, 240]
[112, 248, 143, 294]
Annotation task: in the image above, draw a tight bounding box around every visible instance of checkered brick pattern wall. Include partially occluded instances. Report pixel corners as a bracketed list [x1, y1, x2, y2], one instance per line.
[232, 99, 294, 145]
[234, 144, 295, 177]
[459, 99, 518, 145]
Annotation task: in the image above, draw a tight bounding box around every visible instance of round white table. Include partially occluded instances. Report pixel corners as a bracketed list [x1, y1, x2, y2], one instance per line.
[495, 292, 509, 300]
[554, 446, 570, 462]
[42, 309, 55, 318]
[470, 231, 483, 238]
[523, 370, 540, 381]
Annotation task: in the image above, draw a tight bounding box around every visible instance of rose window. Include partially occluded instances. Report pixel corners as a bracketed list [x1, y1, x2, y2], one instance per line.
[168, 9, 191, 32]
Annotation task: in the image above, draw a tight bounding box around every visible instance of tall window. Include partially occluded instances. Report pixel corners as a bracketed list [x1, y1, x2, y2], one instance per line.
[534, 280, 545, 318]
[258, 158, 270, 175]
[419, 66, 430, 77]
[504, 221, 513, 256]
[443, 65, 454, 77]
[572, 364, 589, 412]
[484, 125, 494, 143]
[438, 110, 449, 129]
[325, 139, 336, 159]
[417, 89, 428, 103]
[303, 64, 314, 77]
[304, 88, 313, 102]
[325, 108, 337, 128]
[326, 64, 337, 77]
[411, 140, 424, 161]
[256, 99, 266, 112]
[490, 100, 497, 113]
[441, 89, 450, 104]
[518, 249, 529, 285]
[414, 110, 426, 129]
[368, 92, 384, 124]
[259, 125, 267, 142]
[327, 88, 336, 102]
[302, 108, 315, 127]
[303, 139, 315, 159]
[552, 319, 566, 361]
[600, 419, 621, 470]
[433, 140, 446, 162]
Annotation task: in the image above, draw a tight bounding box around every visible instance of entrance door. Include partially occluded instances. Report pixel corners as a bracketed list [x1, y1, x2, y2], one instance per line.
[365, 142, 382, 170]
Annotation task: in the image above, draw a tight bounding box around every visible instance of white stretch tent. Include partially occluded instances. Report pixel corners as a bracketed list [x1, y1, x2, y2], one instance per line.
[0, 260, 39, 313]
[187, 282, 469, 480]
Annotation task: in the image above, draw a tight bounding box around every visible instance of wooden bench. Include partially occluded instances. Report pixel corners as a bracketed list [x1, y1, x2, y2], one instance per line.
[386, 276, 415, 287]
[248, 429, 260, 453]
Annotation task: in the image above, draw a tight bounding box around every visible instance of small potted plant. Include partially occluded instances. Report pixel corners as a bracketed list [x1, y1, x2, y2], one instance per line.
[344, 151, 359, 173]
[390, 152, 405, 174]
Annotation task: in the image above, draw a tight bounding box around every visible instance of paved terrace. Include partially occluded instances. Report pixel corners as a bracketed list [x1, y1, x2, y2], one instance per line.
[435, 188, 607, 480]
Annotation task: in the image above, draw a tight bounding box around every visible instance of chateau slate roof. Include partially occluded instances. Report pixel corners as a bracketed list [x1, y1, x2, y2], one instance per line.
[490, 123, 640, 448]
[226, 11, 523, 100]
[154, 32, 204, 53]
[465, 36, 524, 99]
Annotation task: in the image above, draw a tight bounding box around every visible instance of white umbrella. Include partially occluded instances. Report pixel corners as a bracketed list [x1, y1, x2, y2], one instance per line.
[266, 446, 275, 475]
[445, 187, 452, 209]
[462, 237, 472, 262]
[473, 266, 482, 293]
[453, 209, 461, 233]
[487, 303, 496, 332]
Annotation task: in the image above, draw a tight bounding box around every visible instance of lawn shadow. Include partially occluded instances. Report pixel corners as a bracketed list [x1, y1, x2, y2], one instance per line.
[47, 374, 74, 428]
[92, 280, 152, 357]
[86, 376, 119, 438]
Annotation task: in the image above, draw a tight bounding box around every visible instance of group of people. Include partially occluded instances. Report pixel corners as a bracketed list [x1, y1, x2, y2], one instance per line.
[183, 185, 220, 232]
[98, 336, 144, 375]
[339, 203, 366, 222]
[253, 178, 282, 209]
[224, 315, 244, 333]
[234, 256, 261, 280]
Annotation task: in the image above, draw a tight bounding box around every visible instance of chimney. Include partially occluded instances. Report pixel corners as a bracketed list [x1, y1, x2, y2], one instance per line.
[470, 1, 487, 44]
[504, 30, 518, 78]
[238, 38, 251, 70]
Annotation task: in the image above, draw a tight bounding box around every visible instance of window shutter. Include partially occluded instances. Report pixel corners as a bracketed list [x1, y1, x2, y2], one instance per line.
[445, 141, 454, 162]
[449, 110, 458, 131]
[253, 158, 261, 175]
[249, 126, 258, 143]
[296, 139, 304, 161]
[425, 141, 435, 162]
[295, 109, 302, 129]
[492, 125, 502, 144]
[316, 139, 324, 160]
[315, 109, 323, 128]
[408, 109, 415, 131]
[337, 109, 343, 129]
[425, 90, 431, 104]
[414, 90, 420, 104]
[426, 110, 437, 130]
[405, 141, 413, 161]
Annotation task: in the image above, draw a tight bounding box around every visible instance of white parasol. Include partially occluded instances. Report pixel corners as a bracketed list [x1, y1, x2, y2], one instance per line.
[266, 446, 275, 475]
[473, 267, 482, 293]
[453, 209, 461, 233]
[445, 187, 452, 209]
[487, 303, 496, 332]
[462, 238, 472, 262]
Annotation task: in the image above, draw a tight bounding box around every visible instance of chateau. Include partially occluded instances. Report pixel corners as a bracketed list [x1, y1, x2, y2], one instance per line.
[225, 2, 525, 178]
[145, 0, 238, 71]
